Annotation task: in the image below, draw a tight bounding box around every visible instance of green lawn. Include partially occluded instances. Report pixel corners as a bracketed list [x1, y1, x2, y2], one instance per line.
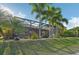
[0, 37, 79, 55]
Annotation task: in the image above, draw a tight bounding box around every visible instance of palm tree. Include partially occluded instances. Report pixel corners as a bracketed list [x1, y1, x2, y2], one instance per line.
[0, 7, 27, 40]
[38, 5, 68, 37]
[12, 17, 26, 34]
[0, 8, 12, 39]
[30, 3, 48, 38]
[51, 8, 68, 37]
[30, 3, 68, 38]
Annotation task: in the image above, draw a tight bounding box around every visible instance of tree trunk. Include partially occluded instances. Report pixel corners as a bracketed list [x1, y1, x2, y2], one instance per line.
[39, 20, 41, 39]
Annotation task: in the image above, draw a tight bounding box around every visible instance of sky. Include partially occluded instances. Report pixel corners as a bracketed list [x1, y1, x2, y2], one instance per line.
[0, 3, 79, 29]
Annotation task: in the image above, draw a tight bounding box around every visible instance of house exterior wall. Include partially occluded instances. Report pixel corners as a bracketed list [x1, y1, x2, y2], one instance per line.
[24, 27, 49, 38]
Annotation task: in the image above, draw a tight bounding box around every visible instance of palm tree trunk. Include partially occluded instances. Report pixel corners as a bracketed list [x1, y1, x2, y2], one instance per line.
[49, 25, 51, 38]
[49, 25, 53, 38]
[39, 20, 41, 39]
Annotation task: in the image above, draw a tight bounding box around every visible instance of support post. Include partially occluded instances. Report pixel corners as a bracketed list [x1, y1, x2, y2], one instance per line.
[29, 20, 32, 39]
[49, 25, 51, 38]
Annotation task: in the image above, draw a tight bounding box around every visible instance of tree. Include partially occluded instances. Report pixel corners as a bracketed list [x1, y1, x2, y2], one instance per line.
[0, 8, 26, 39]
[40, 5, 68, 37]
[30, 3, 48, 38]
[11, 17, 25, 34]
[0, 7, 12, 39]
[30, 3, 68, 38]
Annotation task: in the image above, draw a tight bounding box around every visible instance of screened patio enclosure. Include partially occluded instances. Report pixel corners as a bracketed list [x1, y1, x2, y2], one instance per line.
[19, 17, 56, 39]
[0, 16, 56, 39]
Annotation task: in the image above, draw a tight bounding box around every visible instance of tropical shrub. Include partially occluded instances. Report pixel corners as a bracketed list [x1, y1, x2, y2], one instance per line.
[62, 30, 75, 37]
[31, 32, 38, 39]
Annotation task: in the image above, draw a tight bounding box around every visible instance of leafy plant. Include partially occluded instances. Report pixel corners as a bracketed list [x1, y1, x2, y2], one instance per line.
[31, 32, 38, 39]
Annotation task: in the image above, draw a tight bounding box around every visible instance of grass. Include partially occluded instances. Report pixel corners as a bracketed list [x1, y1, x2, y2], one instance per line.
[0, 37, 79, 55]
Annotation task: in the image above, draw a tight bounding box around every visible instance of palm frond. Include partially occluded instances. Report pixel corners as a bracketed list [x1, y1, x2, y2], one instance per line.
[62, 18, 68, 24]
